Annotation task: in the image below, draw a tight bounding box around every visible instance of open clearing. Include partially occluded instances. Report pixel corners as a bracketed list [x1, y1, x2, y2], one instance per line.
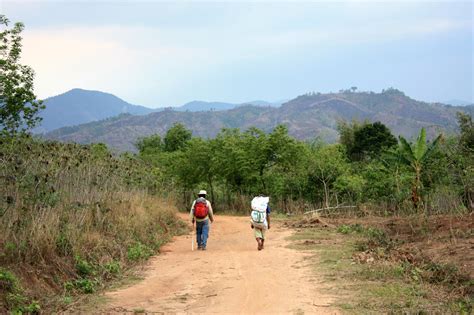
[98, 214, 338, 314]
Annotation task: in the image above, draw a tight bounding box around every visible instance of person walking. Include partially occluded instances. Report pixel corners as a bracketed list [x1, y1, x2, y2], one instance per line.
[250, 195, 271, 251]
[190, 190, 214, 250]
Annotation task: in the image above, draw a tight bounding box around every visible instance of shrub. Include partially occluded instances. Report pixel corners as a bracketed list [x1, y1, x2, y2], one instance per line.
[0, 136, 184, 311]
[103, 261, 121, 275]
[127, 242, 153, 262]
[75, 256, 95, 277]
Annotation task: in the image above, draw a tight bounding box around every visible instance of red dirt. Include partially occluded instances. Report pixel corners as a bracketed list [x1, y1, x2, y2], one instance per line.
[98, 214, 339, 314]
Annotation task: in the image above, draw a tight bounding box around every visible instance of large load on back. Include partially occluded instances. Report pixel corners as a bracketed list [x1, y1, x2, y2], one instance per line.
[250, 196, 269, 228]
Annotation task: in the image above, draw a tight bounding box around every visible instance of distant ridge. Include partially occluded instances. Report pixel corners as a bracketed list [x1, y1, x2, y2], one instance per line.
[443, 99, 473, 106]
[34, 88, 156, 133]
[176, 100, 237, 112]
[44, 88, 473, 152]
[34, 88, 283, 132]
[174, 99, 283, 112]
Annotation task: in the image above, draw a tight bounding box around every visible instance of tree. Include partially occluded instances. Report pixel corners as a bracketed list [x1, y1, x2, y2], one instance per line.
[307, 144, 350, 208]
[242, 127, 271, 192]
[456, 112, 474, 150]
[163, 123, 192, 152]
[170, 137, 219, 205]
[0, 15, 44, 134]
[213, 128, 251, 195]
[398, 128, 442, 209]
[136, 134, 163, 156]
[350, 121, 397, 160]
[337, 120, 365, 160]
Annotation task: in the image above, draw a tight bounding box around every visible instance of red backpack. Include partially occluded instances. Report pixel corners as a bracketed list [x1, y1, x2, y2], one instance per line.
[194, 198, 209, 219]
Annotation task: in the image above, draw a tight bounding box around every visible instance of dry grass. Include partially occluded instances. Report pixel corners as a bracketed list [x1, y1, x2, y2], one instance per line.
[0, 136, 185, 312]
[286, 214, 473, 314]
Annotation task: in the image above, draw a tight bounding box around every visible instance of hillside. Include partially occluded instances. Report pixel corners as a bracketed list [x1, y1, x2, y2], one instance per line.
[45, 89, 473, 152]
[34, 89, 156, 133]
[176, 101, 238, 112]
[34, 89, 285, 132]
[174, 100, 282, 112]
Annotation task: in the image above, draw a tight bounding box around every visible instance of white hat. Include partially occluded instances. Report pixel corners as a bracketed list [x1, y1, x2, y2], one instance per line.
[198, 190, 207, 195]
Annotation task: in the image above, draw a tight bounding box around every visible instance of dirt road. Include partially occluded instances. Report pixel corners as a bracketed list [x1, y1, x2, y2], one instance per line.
[103, 215, 338, 314]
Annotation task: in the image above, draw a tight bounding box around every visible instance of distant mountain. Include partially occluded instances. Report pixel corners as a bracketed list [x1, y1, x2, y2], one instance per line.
[241, 100, 286, 107]
[443, 99, 473, 106]
[175, 101, 237, 112]
[34, 88, 156, 133]
[45, 89, 473, 152]
[173, 99, 283, 112]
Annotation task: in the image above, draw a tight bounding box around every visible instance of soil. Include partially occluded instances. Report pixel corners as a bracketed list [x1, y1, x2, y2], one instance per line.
[329, 213, 474, 278]
[100, 214, 339, 314]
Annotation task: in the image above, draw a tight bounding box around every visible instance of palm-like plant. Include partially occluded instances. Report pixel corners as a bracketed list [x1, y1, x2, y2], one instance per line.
[398, 128, 442, 209]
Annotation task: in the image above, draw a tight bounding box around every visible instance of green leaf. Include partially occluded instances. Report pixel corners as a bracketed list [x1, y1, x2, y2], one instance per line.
[414, 128, 427, 161]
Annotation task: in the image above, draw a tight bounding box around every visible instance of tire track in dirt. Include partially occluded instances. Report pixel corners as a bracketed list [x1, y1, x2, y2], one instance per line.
[101, 214, 338, 314]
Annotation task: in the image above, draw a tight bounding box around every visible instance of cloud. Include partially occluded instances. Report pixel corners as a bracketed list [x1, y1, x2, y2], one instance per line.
[18, 2, 472, 106]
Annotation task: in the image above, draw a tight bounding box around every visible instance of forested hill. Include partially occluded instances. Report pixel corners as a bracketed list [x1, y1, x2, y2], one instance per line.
[45, 89, 473, 152]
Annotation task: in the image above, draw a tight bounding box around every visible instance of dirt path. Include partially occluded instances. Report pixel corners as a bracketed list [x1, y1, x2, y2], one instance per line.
[102, 214, 338, 314]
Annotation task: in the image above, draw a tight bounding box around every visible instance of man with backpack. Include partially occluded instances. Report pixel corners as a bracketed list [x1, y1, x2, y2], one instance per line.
[190, 190, 214, 250]
[250, 196, 271, 251]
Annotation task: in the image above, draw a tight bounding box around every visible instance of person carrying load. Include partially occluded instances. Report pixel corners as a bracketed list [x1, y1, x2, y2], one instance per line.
[250, 195, 271, 251]
[190, 190, 214, 250]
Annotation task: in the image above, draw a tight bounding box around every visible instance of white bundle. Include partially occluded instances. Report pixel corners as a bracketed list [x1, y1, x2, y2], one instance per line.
[251, 196, 269, 212]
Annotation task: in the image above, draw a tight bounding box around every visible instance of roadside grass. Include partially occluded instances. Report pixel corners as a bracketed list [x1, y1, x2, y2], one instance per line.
[286, 215, 472, 314]
[0, 137, 188, 312]
[69, 270, 147, 312]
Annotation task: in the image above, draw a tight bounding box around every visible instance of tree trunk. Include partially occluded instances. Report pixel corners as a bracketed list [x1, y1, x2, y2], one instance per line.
[412, 165, 422, 210]
[322, 180, 330, 209]
[259, 167, 266, 192]
[208, 175, 215, 209]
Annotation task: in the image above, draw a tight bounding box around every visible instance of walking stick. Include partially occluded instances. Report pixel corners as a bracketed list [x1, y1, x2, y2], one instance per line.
[191, 221, 195, 251]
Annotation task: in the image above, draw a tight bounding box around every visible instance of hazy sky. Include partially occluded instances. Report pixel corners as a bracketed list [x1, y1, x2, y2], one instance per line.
[2, 0, 473, 107]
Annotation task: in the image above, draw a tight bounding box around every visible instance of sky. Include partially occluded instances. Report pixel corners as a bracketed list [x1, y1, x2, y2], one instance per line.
[2, 0, 473, 108]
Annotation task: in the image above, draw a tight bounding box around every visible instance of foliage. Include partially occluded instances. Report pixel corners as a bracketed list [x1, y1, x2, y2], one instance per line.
[134, 118, 471, 215]
[307, 144, 350, 208]
[398, 128, 442, 209]
[457, 112, 474, 150]
[136, 134, 163, 156]
[127, 242, 153, 261]
[337, 120, 397, 161]
[164, 122, 192, 152]
[0, 135, 186, 312]
[351, 121, 397, 160]
[0, 15, 44, 134]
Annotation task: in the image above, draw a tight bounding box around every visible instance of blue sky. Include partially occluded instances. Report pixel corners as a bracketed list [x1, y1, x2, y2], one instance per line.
[2, 1, 473, 107]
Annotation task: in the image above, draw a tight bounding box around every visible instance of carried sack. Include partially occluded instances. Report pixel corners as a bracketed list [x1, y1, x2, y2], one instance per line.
[250, 196, 269, 228]
[194, 198, 209, 219]
[251, 196, 269, 212]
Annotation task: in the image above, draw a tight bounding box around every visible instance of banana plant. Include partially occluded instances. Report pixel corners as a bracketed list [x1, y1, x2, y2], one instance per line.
[398, 128, 442, 209]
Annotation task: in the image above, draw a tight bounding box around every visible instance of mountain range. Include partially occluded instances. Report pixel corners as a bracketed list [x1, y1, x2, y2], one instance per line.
[44, 88, 473, 152]
[176, 100, 282, 112]
[35, 89, 283, 132]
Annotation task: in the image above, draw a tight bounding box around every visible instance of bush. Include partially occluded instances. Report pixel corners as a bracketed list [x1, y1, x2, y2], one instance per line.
[75, 256, 95, 277]
[337, 224, 365, 234]
[0, 136, 184, 312]
[103, 261, 121, 275]
[127, 242, 153, 262]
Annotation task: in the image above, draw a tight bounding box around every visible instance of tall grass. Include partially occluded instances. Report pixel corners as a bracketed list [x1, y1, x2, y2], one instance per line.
[0, 135, 185, 312]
